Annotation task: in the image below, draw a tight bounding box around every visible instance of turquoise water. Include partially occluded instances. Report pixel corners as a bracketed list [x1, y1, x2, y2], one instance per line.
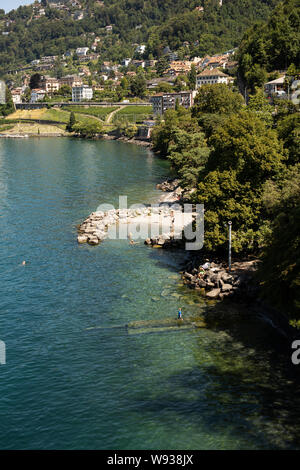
[0, 138, 300, 450]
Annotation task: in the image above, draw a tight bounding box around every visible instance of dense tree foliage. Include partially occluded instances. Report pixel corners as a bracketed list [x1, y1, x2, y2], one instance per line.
[237, 0, 300, 92]
[0, 87, 14, 116]
[259, 165, 300, 317]
[151, 76, 299, 317]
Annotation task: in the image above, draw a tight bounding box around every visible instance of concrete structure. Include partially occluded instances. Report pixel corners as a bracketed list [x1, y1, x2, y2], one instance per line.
[150, 91, 195, 115]
[72, 85, 93, 102]
[196, 69, 232, 88]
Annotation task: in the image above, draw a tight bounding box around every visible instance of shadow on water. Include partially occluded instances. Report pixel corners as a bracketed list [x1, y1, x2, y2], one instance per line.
[130, 295, 300, 449]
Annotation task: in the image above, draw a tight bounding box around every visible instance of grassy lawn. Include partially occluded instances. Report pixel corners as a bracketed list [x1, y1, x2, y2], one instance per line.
[113, 105, 153, 123]
[6, 108, 100, 127]
[4, 122, 67, 135]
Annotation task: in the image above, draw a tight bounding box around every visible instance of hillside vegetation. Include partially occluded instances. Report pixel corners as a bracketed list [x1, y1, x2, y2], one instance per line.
[0, 0, 280, 74]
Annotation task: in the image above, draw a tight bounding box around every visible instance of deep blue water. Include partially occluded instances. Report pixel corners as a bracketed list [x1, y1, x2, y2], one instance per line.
[0, 138, 299, 450]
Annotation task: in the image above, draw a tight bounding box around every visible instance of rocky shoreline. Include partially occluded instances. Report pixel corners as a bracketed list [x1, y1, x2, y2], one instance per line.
[102, 134, 153, 147]
[77, 202, 194, 247]
[76, 169, 295, 339]
[182, 258, 259, 300]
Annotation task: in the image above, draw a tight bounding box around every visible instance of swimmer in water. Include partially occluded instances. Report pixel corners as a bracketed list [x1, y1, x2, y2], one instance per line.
[128, 232, 140, 245]
[22, 261, 26, 266]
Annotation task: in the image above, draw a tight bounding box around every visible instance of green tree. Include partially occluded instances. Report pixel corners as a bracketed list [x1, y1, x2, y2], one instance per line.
[130, 73, 147, 98]
[59, 85, 72, 98]
[29, 73, 42, 90]
[73, 121, 103, 138]
[187, 64, 197, 90]
[156, 57, 169, 77]
[192, 84, 244, 116]
[194, 111, 285, 252]
[247, 88, 273, 126]
[0, 87, 14, 117]
[277, 113, 300, 165]
[259, 165, 300, 318]
[66, 111, 76, 132]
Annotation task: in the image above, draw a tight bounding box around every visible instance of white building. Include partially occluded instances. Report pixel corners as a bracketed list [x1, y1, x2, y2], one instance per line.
[11, 88, 22, 104]
[30, 89, 46, 103]
[122, 58, 132, 67]
[76, 47, 89, 57]
[135, 45, 146, 55]
[264, 76, 286, 97]
[196, 69, 232, 88]
[72, 85, 93, 102]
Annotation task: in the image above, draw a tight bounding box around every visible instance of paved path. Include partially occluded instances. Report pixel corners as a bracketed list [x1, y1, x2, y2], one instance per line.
[106, 106, 124, 124]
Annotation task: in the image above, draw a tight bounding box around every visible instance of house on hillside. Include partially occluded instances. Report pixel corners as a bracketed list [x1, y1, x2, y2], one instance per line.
[135, 45, 146, 55]
[146, 77, 175, 90]
[76, 47, 89, 57]
[41, 76, 60, 94]
[196, 69, 233, 88]
[60, 75, 83, 87]
[30, 89, 46, 103]
[167, 61, 192, 76]
[72, 85, 93, 102]
[264, 76, 286, 98]
[121, 58, 132, 67]
[11, 88, 23, 104]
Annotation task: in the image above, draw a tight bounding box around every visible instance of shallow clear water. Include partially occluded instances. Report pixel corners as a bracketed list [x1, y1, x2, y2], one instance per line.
[0, 138, 299, 450]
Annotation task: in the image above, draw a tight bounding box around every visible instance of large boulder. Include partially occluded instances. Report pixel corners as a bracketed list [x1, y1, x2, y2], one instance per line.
[77, 234, 88, 244]
[206, 288, 221, 299]
[221, 283, 233, 292]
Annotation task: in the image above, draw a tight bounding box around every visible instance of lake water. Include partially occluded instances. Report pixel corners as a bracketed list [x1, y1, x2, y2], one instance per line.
[0, 138, 299, 450]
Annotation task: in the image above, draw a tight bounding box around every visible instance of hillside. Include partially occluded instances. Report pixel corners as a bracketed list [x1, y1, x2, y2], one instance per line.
[237, 0, 300, 91]
[0, 0, 280, 75]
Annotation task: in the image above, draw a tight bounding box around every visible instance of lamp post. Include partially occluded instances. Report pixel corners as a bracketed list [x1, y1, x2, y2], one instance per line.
[228, 221, 232, 271]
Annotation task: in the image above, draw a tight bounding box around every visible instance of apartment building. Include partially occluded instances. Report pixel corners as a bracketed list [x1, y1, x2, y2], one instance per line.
[72, 85, 93, 102]
[151, 91, 195, 115]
